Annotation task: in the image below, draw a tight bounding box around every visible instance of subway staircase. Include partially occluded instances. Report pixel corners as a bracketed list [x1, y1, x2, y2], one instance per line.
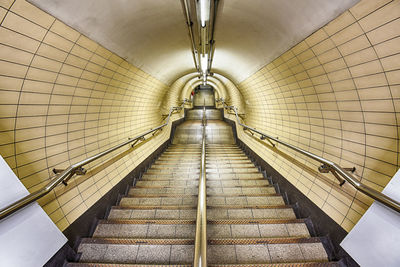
[67, 108, 341, 266]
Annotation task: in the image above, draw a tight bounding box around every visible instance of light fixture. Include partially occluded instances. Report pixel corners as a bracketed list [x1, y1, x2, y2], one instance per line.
[199, 0, 210, 27]
[200, 54, 208, 74]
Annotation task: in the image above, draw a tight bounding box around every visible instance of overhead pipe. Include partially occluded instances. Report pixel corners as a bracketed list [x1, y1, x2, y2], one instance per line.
[207, 0, 221, 71]
[182, 0, 200, 71]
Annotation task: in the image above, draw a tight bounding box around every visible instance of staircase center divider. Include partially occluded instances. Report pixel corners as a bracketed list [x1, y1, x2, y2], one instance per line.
[216, 98, 400, 214]
[0, 100, 190, 221]
[193, 105, 207, 267]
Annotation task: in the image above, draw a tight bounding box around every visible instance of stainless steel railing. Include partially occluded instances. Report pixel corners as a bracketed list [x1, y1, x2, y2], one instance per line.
[193, 105, 207, 267]
[0, 100, 190, 221]
[217, 98, 400, 213]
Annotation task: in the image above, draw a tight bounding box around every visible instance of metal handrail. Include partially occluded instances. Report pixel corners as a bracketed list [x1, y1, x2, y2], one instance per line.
[217, 98, 400, 213]
[0, 100, 190, 221]
[193, 105, 207, 266]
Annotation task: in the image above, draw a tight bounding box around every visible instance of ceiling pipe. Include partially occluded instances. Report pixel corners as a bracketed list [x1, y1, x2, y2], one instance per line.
[181, 0, 200, 72]
[207, 0, 221, 71]
[183, 0, 221, 85]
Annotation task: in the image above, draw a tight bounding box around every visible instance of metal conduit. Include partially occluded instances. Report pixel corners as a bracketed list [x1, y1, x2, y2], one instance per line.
[0, 100, 190, 221]
[193, 105, 207, 266]
[217, 98, 400, 214]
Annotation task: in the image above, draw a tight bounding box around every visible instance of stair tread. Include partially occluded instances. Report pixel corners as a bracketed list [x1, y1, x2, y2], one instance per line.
[70, 119, 338, 265]
[67, 262, 340, 267]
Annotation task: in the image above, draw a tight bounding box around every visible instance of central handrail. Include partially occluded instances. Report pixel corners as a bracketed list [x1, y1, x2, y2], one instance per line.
[216, 98, 400, 214]
[0, 100, 190, 221]
[193, 105, 207, 266]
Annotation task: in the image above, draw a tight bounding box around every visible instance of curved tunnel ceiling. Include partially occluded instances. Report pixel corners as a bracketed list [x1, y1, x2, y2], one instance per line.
[29, 0, 358, 85]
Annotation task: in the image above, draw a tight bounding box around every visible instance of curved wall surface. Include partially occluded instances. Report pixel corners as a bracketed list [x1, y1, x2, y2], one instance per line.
[235, 0, 400, 231]
[0, 0, 398, 234]
[0, 0, 180, 230]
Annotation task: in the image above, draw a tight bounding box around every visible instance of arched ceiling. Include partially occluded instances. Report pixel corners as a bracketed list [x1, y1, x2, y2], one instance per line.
[29, 0, 358, 85]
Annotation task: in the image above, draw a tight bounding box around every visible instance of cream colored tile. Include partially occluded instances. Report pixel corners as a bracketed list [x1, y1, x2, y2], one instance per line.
[11, 0, 54, 29]
[337, 35, 371, 56]
[305, 29, 328, 47]
[0, 60, 28, 78]
[374, 36, 400, 57]
[380, 53, 400, 71]
[344, 47, 377, 67]
[331, 23, 364, 46]
[324, 11, 356, 36]
[358, 87, 392, 100]
[354, 73, 387, 88]
[0, 76, 23, 91]
[350, 0, 392, 20]
[367, 18, 400, 45]
[349, 60, 383, 78]
[0, 43, 34, 65]
[358, 1, 400, 32]
[386, 69, 400, 84]
[0, 0, 13, 9]
[2, 12, 47, 41]
[36, 43, 68, 62]
[31, 55, 62, 72]
[43, 31, 74, 52]
[26, 67, 58, 83]
[50, 20, 80, 42]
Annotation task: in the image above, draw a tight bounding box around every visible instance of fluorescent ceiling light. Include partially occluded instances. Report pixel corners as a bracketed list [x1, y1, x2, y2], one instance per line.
[200, 54, 208, 74]
[200, 0, 210, 27]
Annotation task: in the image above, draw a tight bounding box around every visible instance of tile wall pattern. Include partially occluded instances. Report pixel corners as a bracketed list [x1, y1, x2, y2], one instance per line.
[235, 0, 400, 231]
[0, 0, 180, 230]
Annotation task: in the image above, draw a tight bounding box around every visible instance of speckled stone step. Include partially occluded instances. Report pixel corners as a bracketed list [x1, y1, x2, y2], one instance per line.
[141, 173, 199, 179]
[129, 187, 197, 195]
[207, 195, 285, 205]
[207, 219, 310, 239]
[206, 238, 328, 264]
[207, 186, 276, 195]
[207, 207, 297, 220]
[67, 262, 341, 267]
[136, 180, 199, 187]
[207, 179, 270, 187]
[207, 172, 265, 179]
[93, 220, 196, 239]
[119, 196, 197, 206]
[77, 239, 194, 264]
[108, 207, 197, 220]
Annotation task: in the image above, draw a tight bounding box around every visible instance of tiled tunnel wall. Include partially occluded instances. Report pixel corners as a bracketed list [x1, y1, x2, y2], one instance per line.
[0, 0, 399, 235]
[0, 0, 180, 230]
[233, 0, 400, 231]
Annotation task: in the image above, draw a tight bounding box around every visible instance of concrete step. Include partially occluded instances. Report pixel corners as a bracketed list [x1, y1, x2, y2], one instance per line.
[207, 172, 264, 179]
[93, 220, 196, 239]
[67, 262, 342, 267]
[142, 173, 198, 179]
[207, 206, 296, 220]
[186, 109, 222, 120]
[207, 219, 310, 238]
[129, 186, 276, 196]
[129, 187, 198, 195]
[77, 239, 194, 264]
[207, 179, 270, 187]
[207, 168, 260, 173]
[108, 207, 197, 220]
[207, 187, 277, 195]
[136, 180, 199, 187]
[119, 196, 197, 206]
[207, 195, 285, 206]
[76, 237, 328, 264]
[207, 237, 328, 264]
